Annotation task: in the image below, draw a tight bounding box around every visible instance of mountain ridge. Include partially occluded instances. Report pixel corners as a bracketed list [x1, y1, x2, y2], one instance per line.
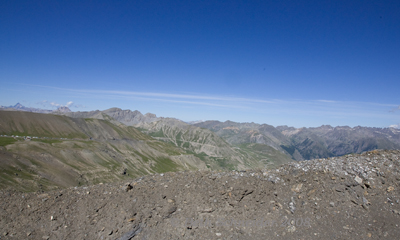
[2, 103, 400, 162]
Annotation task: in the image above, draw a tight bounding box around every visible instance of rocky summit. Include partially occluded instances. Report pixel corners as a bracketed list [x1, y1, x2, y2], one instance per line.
[1, 149, 399, 239]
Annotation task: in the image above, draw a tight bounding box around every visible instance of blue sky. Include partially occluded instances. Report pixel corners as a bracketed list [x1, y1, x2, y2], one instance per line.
[1, 0, 399, 128]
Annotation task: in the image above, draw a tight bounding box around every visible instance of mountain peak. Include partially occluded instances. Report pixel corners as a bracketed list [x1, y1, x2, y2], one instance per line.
[144, 113, 157, 118]
[55, 106, 71, 113]
[13, 103, 25, 109]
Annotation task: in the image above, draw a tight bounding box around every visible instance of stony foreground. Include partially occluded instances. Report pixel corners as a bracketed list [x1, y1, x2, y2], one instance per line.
[1, 150, 400, 239]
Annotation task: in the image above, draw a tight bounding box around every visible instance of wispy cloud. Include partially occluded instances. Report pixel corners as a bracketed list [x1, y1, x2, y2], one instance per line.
[316, 99, 336, 103]
[37, 100, 63, 108]
[26, 84, 277, 110]
[35, 86, 275, 104]
[37, 100, 85, 109]
[25, 84, 400, 122]
[23, 84, 399, 109]
[66, 101, 73, 107]
[389, 105, 400, 112]
[389, 124, 399, 129]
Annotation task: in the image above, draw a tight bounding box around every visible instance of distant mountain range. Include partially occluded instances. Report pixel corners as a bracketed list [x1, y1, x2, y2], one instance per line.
[2, 103, 400, 162]
[54, 104, 400, 160]
[0, 103, 71, 113]
[194, 121, 400, 160]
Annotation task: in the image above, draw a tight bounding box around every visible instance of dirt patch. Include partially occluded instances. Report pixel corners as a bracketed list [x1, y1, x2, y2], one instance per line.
[1, 150, 400, 239]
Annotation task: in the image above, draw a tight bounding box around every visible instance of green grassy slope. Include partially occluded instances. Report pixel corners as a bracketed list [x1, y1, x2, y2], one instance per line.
[0, 111, 206, 192]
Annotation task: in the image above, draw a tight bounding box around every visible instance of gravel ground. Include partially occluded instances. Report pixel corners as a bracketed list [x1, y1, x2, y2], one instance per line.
[1, 149, 399, 239]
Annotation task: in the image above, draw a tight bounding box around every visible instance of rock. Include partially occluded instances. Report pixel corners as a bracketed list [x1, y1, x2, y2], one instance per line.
[291, 183, 303, 193]
[289, 198, 296, 213]
[307, 189, 317, 197]
[164, 206, 177, 218]
[354, 176, 363, 185]
[124, 183, 133, 192]
[287, 225, 296, 233]
[37, 193, 49, 198]
[201, 208, 214, 213]
[334, 185, 345, 192]
[329, 202, 335, 207]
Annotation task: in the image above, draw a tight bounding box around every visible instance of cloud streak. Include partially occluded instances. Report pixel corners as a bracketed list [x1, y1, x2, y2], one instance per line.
[24, 84, 399, 127]
[25, 84, 279, 110]
[23, 84, 400, 109]
[37, 100, 84, 109]
[28, 84, 399, 110]
[389, 105, 400, 112]
[28, 84, 275, 104]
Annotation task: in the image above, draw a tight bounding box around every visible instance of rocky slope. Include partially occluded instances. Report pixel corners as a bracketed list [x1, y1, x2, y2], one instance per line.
[1, 149, 399, 239]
